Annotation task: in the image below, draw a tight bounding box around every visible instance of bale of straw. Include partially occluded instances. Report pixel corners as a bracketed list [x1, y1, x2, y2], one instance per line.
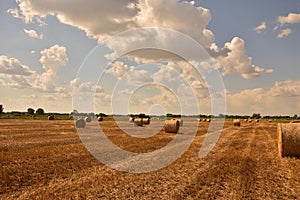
[134, 118, 143, 126]
[269, 120, 273, 123]
[142, 118, 151, 125]
[85, 117, 92, 123]
[278, 123, 300, 157]
[255, 119, 260, 123]
[244, 119, 248, 122]
[171, 118, 183, 127]
[233, 119, 241, 127]
[164, 120, 180, 133]
[48, 115, 54, 120]
[206, 119, 211, 122]
[129, 117, 134, 123]
[98, 117, 103, 122]
[75, 119, 86, 128]
[248, 119, 252, 123]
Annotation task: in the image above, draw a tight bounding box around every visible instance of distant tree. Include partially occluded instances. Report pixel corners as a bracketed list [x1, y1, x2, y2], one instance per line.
[293, 114, 298, 119]
[0, 105, 3, 115]
[36, 108, 45, 115]
[99, 113, 107, 117]
[27, 108, 35, 115]
[252, 113, 261, 119]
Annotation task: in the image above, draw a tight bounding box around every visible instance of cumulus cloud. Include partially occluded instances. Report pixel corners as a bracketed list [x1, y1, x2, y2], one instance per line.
[213, 37, 273, 78]
[0, 55, 34, 76]
[277, 28, 292, 39]
[24, 29, 43, 39]
[254, 21, 266, 34]
[278, 13, 300, 26]
[34, 45, 68, 91]
[105, 61, 134, 79]
[9, 0, 272, 79]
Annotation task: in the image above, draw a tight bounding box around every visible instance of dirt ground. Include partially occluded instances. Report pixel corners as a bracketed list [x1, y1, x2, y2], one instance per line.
[0, 119, 299, 199]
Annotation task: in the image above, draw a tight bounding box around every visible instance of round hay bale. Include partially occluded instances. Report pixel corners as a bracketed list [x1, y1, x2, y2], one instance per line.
[85, 117, 92, 123]
[206, 119, 211, 122]
[48, 115, 54, 120]
[171, 118, 183, 127]
[248, 119, 252, 123]
[98, 117, 103, 122]
[255, 119, 260, 123]
[278, 123, 300, 157]
[75, 119, 86, 128]
[269, 120, 273, 123]
[142, 118, 151, 125]
[164, 120, 180, 133]
[244, 119, 248, 122]
[233, 119, 241, 127]
[134, 118, 143, 126]
[129, 117, 134, 123]
[198, 119, 202, 122]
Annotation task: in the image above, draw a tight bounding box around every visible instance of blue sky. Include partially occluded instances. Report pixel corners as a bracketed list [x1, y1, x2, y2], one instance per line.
[0, 0, 300, 116]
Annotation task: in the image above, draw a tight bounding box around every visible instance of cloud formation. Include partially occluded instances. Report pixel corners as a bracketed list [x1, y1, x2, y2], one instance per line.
[0, 55, 34, 76]
[213, 37, 273, 78]
[278, 13, 300, 26]
[9, 0, 272, 79]
[24, 29, 43, 39]
[254, 21, 266, 34]
[277, 28, 292, 39]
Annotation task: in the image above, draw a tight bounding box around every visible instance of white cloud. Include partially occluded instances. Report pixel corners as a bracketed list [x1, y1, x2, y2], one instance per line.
[277, 28, 292, 39]
[213, 37, 273, 78]
[105, 61, 134, 79]
[278, 13, 300, 26]
[34, 45, 68, 91]
[227, 80, 300, 115]
[0, 55, 34, 76]
[24, 29, 43, 39]
[254, 21, 266, 34]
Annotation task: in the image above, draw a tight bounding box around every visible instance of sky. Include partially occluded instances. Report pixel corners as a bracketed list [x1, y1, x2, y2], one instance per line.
[0, 0, 300, 116]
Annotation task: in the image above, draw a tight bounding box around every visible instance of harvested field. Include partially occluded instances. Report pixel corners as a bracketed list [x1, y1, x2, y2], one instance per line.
[0, 119, 299, 199]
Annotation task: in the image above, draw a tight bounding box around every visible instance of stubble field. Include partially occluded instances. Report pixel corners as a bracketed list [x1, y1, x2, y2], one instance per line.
[0, 119, 299, 199]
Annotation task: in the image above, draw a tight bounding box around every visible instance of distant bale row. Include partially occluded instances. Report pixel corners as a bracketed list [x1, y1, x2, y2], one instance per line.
[278, 123, 300, 157]
[132, 118, 151, 127]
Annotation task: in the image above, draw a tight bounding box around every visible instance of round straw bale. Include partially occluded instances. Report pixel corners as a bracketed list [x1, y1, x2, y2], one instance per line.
[278, 123, 300, 157]
[85, 117, 92, 123]
[171, 118, 183, 127]
[164, 120, 180, 133]
[269, 120, 273, 123]
[255, 119, 260, 123]
[244, 119, 248, 122]
[233, 119, 241, 127]
[206, 119, 211, 122]
[134, 118, 143, 126]
[248, 119, 252, 123]
[129, 117, 134, 123]
[98, 117, 103, 122]
[75, 118, 86, 128]
[48, 115, 54, 120]
[142, 118, 151, 125]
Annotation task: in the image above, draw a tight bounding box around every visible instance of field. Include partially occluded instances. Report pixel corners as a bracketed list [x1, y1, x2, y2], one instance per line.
[1, 119, 299, 199]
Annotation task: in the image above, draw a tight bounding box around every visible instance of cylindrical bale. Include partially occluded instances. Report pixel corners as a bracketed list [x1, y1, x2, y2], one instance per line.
[129, 117, 134, 123]
[142, 118, 151, 125]
[75, 119, 86, 128]
[255, 119, 260, 123]
[171, 118, 183, 127]
[48, 115, 54, 120]
[278, 123, 300, 157]
[164, 120, 180, 133]
[206, 119, 211, 122]
[98, 117, 103, 122]
[269, 120, 273, 123]
[233, 119, 241, 127]
[134, 118, 143, 126]
[244, 119, 248, 122]
[85, 117, 92, 123]
[248, 119, 252, 123]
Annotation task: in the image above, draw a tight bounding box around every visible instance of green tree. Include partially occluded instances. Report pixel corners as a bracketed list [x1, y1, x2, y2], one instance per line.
[0, 105, 3, 115]
[27, 108, 35, 115]
[36, 108, 45, 115]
